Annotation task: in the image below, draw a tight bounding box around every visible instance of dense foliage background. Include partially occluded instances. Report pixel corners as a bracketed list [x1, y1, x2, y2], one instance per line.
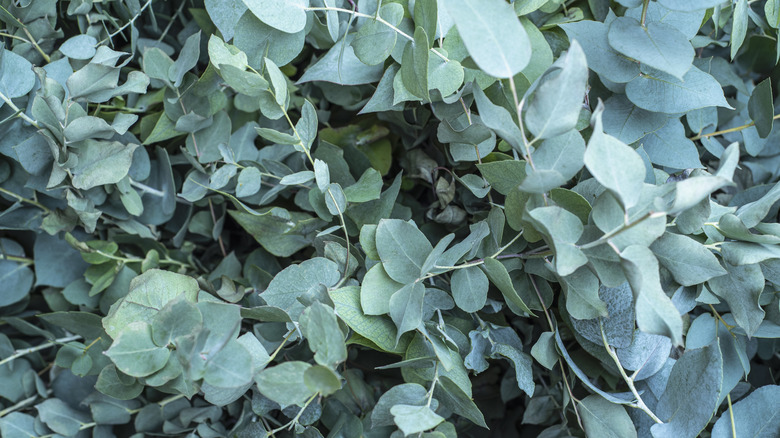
[0, 0, 779, 436]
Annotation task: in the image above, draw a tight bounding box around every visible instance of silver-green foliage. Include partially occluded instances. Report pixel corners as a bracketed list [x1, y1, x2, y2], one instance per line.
[0, 0, 778, 437]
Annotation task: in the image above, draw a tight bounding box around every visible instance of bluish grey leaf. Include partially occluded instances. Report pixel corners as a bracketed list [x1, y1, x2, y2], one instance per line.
[602, 94, 667, 144]
[585, 101, 646, 210]
[451, 265, 488, 312]
[651, 342, 723, 438]
[639, 119, 702, 169]
[442, 0, 531, 78]
[205, 0, 247, 41]
[620, 245, 683, 346]
[560, 20, 639, 83]
[59, 34, 98, 60]
[519, 129, 585, 193]
[748, 78, 774, 138]
[389, 282, 425, 342]
[298, 35, 384, 85]
[241, 0, 308, 34]
[527, 206, 588, 276]
[626, 66, 730, 114]
[524, 41, 589, 140]
[579, 395, 637, 438]
[262, 257, 340, 320]
[608, 17, 693, 79]
[650, 232, 727, 286]
[0, 49, 35, 98]
[376, 219, 433, 283]
[473, 86, 525, 152]
[352, 3, 403, 66]
[731, 0, 748, 59]
[711, 385, 780, 438]
[707, 262, 765, 337]
[233, 11, 305, 67]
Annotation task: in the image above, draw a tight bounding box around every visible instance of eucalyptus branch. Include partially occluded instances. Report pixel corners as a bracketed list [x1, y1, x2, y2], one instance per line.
[529, 276, 583, 429]
[579, 211, 666, 250]
[0, 187, 51, 214]
[102, 0, 154, 42]
[0, 335, 82, 368]
[640, 0, 650, 27]
[689, 114, 780, 141]
[599, 321, 663, 424]
[0, 254, 33, 264]
[304, 6, 450, 62]
[0, 91, 40, 129]
[0, 390, 51, 417]
[507, 77, 535, 168]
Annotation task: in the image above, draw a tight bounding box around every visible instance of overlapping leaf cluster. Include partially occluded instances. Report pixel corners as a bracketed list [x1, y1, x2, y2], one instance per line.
[0, 0, 778, 437]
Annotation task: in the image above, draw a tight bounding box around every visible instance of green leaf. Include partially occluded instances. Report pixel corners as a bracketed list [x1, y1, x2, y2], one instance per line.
[298, 35, 384, 85]
[103, 269, 200, 339]
[559, 20, 639, 83]
[262, 257, 341, 320]
[476, 159, 526, 195]
[255, 361, 315, 407]
[518, 129, 585, 193]
[731, 0, 748, 59]
[442, 0, 531, 78]
[651, 342, 723, 438]
[234, 11, 305, 67]
[391, 404, 445, 435]
[389, 282, 425, 342]
[401, 27, 430, 101]
[707, 263, 765, 337]
[303, 364, 341, 396]
[0, 413, 36, 438]
[482, 258, 534, 315]
[376, 219, 433, 283]
[36, 399, 91, 436]
[208, 34, 247, 71]
[579, 395, 637, 438]
[204, 340, 254, 388]
[434, 376, 488, 428]
[205, 0, 246, 41]
[300, 302, 347, 368]
[71, 140, 139, 190]
[650, 232, 727, 286]
[570, 281, 635, 348]
[527, 206, 588, 277]
[737, 180, 780, 228]
[602, 94, 667, 144]
[531, 332, 558, 370]
[332, 286, 409, 354]
[561, 267, 607, 320]
[236, 166, 262, 198]
[352, 3, 403, 66]
[619, 245, 683, 347]
[608, 17, 693, 79]
[711, 385, 780, 438]
[748, 78, 774, 138]
[371, 383, 430, 427]
[59, 34, 98, 60]
[344, 168, 383, 203]
[492, 343, 535, 397]
[105, 321, 170, 377]
[625, 66, 730, 113]
[150, 294, 202, 347]
[584, 101, 646, 210]
[95, 365, 144, 400]
[451, 266, 488, 313]
[0, 49, 35, 98]
[170, 31, 201, 87]
[473, 87, 526, 152]
[360, 263, 403, 315]
[640, 120, 702, 169]
[524, 41, 589, 140]
[241, 0, 307, 34]
[413, 0, 438, 47]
